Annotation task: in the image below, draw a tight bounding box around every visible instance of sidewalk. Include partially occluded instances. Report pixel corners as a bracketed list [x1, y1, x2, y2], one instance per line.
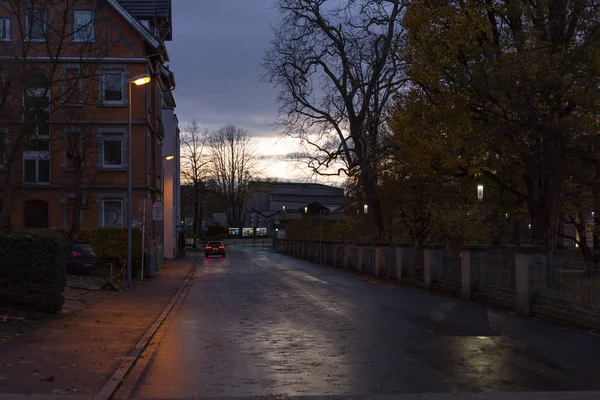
[0, 253, 200, 398]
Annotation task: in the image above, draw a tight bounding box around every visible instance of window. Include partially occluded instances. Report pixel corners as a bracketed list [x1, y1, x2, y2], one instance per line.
[63, 129, 83, 169]
[25, 70, 50, 149]
[102, 70, 124, 104]
[23, 151, 50, 184]
[101, 136, 123, 168]
[63, 65, 82, 105]
[73, 11, 94, 42]
[26, 11, 46, 41]
[0, 18, 10, 41]
[100, 199, 123, 227]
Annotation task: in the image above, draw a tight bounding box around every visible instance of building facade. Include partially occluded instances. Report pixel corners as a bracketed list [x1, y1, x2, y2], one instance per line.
[241, 182, 346, 234]
[0, 0, 178, 257]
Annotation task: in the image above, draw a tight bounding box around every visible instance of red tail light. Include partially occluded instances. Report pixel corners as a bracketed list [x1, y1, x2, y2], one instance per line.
[219, 246, 224, 249]
[70, 251, 82, 258]
[205, 246, 211, 250]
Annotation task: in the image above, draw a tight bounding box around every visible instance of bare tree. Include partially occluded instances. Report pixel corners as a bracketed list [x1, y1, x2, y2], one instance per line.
[263, 0, 408, 236]
[180, 120, 210, 240]
[208, 125, 258, 227]
[0, 0, 118, 232]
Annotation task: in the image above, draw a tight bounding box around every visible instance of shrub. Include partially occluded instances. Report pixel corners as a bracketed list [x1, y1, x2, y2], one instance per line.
[54, 228, 142, 263]
[0, 230, 68, 314]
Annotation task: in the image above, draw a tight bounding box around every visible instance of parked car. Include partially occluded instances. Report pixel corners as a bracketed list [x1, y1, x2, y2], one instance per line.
[205, 241, 226, 258]
[67, 242, 97, 274]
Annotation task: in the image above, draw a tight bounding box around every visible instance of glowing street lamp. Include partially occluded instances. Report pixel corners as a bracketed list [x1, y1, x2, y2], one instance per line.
[477, 185, 484, 202]
[363, 204, 368, 214]
[126, 73, 151, 288]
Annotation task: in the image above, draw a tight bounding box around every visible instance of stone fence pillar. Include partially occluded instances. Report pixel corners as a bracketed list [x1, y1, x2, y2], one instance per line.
[514, 246, 548, 315]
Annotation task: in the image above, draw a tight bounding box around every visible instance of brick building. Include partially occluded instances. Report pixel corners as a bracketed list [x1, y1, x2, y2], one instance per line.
[0, 0, 179, 256]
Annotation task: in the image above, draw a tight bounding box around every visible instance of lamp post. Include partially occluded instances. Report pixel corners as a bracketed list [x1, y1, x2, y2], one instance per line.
[126, 73, 151, 288]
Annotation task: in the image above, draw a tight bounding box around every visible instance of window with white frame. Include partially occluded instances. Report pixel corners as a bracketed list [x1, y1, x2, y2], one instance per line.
[73, 10, 94, 42]
[63, 65, 82, 105]
[63, 129, 83, 169]
[25, 70, 50, 151]
[100, 199, 124, 227]
[100, 135, 124, 168]
[0, 18, 11, 41]
[23, 151, 50, 184]
[26, 10, 46, 41]
[101, 70, 124, 104]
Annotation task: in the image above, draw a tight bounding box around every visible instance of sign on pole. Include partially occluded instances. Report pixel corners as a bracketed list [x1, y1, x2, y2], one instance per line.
[152, 201, 164, 221]
[274, 216, 280, 225]
[323, 209, 331, 218]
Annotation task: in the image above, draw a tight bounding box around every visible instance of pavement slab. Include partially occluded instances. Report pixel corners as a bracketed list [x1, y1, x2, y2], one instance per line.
[0, 254, 199, 399]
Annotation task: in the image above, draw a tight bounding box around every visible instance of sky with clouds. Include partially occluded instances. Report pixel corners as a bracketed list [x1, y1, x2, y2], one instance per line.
[166, 1, 342, 184]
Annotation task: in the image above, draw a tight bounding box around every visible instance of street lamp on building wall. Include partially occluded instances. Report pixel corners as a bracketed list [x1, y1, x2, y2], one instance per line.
[477, 184, 484, 202]
[126, 73, 151, 288]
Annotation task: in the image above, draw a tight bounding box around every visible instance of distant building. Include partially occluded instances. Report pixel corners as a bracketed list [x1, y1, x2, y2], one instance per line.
[239, 182, 346, 234]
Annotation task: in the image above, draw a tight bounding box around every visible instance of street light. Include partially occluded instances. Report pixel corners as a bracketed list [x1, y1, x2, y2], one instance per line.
[477, 184, 484, 202]
[164, 155, 174, 161]
[126, 73, 151, 288]
[363, 204, 368, 214]
[282, 205, 285, 212]
[304, 206, 308, 214]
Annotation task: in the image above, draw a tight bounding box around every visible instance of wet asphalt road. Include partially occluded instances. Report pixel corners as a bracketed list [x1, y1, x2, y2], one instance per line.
[130, 247, 600, 399]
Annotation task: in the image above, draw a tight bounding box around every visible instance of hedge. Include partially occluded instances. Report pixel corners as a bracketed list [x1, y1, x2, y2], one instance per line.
[54, 228, 143, 263]
[0, 230, 68, 313]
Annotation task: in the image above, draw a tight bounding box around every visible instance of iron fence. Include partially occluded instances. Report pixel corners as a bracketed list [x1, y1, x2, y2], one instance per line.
[381, 248, 397, 280]
[534, 258, 600, 317]
[432, 251, 461, 287]
[402, 248, 424, 280]
[471, 256, 515, 297]
[363, 247, 376, 276]
[348, 246, 359, 270]
[335, 245, 345, 268]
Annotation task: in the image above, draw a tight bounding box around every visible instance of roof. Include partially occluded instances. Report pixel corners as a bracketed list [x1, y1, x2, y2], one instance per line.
[117, 0, 172, 41]
[106, 0, 161, 50]
[117, 0, 170, 17]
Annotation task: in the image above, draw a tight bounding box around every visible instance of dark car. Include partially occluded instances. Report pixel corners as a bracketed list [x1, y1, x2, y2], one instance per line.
[68, 242, 97, 274]
[205, 241, 226, 258]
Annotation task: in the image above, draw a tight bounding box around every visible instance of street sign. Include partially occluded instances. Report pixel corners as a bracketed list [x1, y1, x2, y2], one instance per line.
[323, 209, 331, 218]
[152, 201, 164, 221]
[274, 216, 280, 225]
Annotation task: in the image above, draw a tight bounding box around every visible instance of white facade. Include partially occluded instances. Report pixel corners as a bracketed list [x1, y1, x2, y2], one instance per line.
[162, 107, 181, 259]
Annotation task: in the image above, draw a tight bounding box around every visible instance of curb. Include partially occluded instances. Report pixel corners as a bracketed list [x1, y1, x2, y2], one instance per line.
[93, 256, 201, 400]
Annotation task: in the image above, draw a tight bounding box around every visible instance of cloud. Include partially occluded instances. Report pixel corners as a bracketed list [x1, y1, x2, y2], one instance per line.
[168, 1, 280, 136]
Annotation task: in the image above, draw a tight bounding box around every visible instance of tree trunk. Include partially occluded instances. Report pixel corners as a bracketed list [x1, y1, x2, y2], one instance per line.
[0, 170, 12, 230]
[69, 166, 83, 239]
[361, 164, 384, 238]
